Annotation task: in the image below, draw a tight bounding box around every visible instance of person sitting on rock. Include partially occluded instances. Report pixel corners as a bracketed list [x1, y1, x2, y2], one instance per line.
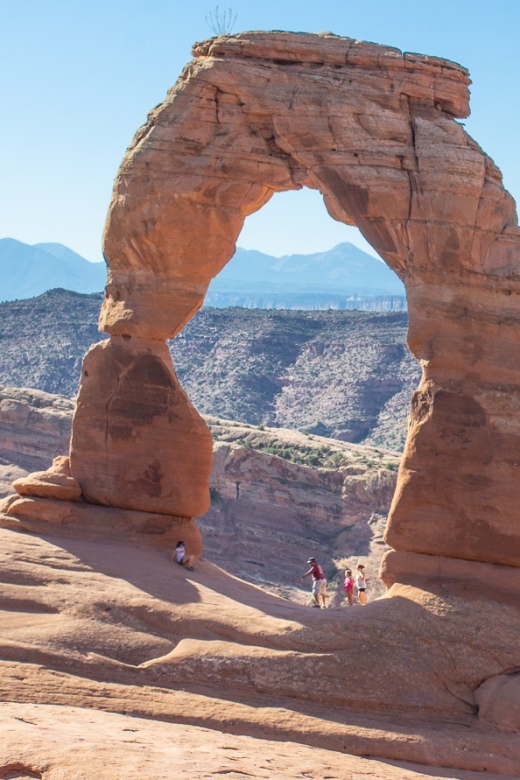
[343, 569, 354, 606]
[172, 540, 195, 571]
[299, 557, 327, 608]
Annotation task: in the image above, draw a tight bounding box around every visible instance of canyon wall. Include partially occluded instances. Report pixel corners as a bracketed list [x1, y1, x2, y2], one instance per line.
[0, 386, 396, 596]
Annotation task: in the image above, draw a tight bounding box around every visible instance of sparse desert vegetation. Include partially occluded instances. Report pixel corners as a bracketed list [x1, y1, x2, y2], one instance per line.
[0, 290, 420, 451]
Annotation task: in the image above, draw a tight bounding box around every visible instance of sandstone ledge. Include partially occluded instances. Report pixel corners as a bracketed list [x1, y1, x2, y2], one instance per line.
[192, 31, 470, 117]
[1, 702, 517, 780]
[13, 472, 81, 502]
[381, 549, 520, 605]
[0, 497, 201, 552]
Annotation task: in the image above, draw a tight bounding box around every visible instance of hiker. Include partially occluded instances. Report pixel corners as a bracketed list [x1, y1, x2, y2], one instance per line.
[356, 563, 367, 605]
[299, 557, 327, 608]
[343, 569, 354, 606]
[172, 540, 195, 571]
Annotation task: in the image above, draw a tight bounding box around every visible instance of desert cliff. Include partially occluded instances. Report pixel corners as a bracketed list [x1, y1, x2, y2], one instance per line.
[0, 385, 397, 599]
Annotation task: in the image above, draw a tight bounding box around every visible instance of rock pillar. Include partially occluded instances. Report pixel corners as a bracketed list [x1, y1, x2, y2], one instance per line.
[69, 336, 213, 518]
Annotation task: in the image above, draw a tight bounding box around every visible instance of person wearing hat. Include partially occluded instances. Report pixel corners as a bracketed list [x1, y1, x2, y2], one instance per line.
[299, 557, 327, 608]
[356, 563, 367, 605]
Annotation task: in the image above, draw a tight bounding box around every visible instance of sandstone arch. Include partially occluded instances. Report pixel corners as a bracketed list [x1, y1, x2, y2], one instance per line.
[4, 32, 520, 769]
[67, 31, 520, 578]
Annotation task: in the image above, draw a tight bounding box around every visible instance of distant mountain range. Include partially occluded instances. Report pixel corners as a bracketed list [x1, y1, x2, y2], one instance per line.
[0, 238, 406, 310]
[0, 239, 107, 301]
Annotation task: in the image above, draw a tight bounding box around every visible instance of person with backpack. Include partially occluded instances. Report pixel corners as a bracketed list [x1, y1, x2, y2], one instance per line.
[299, 557, 327, 608]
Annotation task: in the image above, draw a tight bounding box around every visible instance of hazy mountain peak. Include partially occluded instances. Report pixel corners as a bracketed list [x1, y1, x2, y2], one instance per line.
[0, 239, 106, 302]
[0, 238, 404, 308]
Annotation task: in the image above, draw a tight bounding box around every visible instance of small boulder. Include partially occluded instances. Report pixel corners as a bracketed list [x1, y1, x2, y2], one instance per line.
[13, 465, 81, 502]
[475, 672, 520, 733]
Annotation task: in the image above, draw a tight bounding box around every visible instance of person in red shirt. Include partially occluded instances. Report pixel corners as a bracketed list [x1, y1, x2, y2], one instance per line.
[299, 557, 327, 608]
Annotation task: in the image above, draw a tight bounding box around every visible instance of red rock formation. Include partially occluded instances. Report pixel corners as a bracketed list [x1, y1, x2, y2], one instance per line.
[8, 28, 520, 587]
[70, 338, 212, 517]
[0, 391, 399, 592]
[64, 30, 520, 583]
[0, 386, 74, 473]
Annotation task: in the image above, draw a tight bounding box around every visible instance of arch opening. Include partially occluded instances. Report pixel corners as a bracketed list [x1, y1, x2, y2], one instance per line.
[193, 185, 413, 454]
[205, 188, 406, 312]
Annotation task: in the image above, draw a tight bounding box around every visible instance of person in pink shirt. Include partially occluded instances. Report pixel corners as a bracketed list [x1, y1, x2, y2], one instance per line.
[343, 569, 354, 606]
[299, 557, 327, 608]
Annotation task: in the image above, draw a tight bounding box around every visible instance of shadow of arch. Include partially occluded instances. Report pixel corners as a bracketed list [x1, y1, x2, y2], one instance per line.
[71, 31, 520, 577]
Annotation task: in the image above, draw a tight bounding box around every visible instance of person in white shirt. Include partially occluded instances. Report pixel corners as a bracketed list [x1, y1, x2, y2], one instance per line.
[172, 540, 195, 571]
[356, 564, 367, 605]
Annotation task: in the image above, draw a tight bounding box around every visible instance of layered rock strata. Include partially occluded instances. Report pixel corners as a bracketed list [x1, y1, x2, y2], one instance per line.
[0, 386, 73, 473]
[0, 529, 519, 774]
[70, 338, 212, 517]
[0, 294, 419, 451]
[0, 388, 398, 593]
[87, 30, 520, 581]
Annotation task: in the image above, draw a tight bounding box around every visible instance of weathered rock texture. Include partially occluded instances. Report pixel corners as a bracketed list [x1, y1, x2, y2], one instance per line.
[0, 386, 74, 473]
[12, 24, 517, 635]
[0, 528, 519, 776]
[201, 419, 398, 598]
[2, 702, 473, 780]
[70, 338, 212, 516]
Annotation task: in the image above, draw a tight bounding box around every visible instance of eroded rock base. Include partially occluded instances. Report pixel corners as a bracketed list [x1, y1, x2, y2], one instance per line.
[381, 549, 520, 604]
[0, 495, 201, 552]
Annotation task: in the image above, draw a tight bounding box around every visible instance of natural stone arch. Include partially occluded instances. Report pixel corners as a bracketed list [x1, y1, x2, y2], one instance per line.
[69, 31, 520, 578]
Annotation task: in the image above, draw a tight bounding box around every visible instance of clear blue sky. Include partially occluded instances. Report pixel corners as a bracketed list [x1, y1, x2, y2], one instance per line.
[1, 0, 519, 262]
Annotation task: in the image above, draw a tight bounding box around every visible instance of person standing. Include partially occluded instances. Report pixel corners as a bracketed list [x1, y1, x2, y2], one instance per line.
[356, 563, 367, 605]
[343, 569, 354, 606]
[299, 557, 327, 608]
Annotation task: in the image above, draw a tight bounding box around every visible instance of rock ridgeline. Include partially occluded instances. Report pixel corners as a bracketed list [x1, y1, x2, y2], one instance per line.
[0, 289, 419, 451]
[204, 290, 407, 311]
[0, 385, 397, 598]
